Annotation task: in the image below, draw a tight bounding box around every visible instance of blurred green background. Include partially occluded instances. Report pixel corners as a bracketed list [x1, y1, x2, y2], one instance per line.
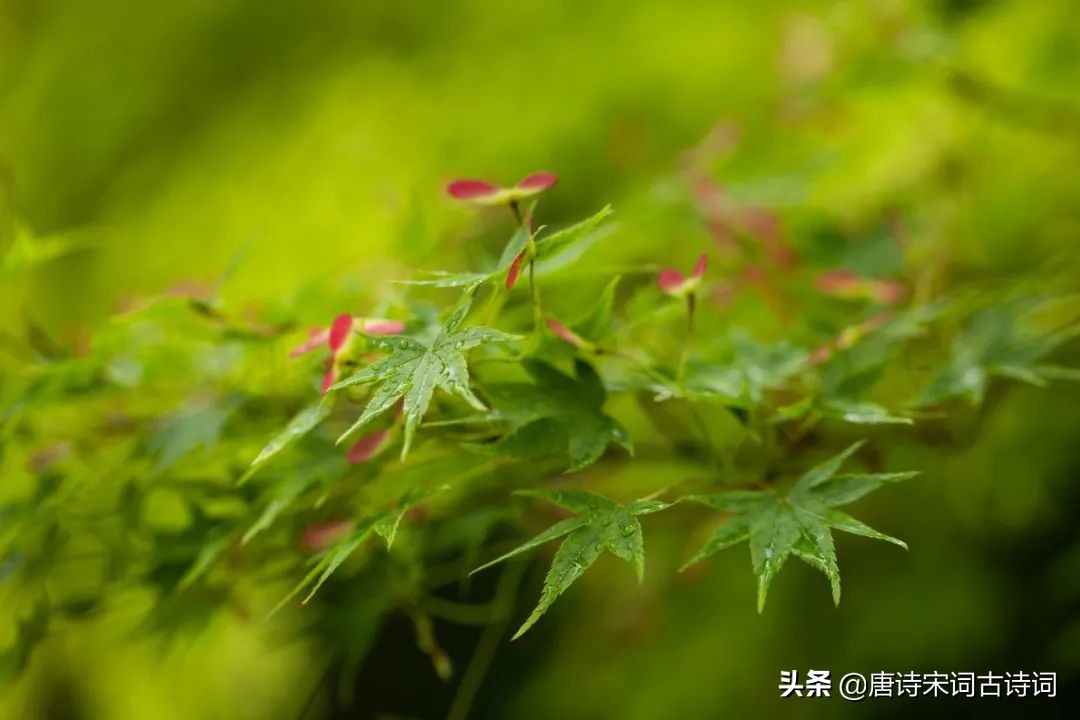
[2, 0, 1079, 717]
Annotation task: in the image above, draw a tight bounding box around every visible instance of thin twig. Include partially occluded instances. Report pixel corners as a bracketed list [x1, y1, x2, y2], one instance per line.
[446, 561, 527, 720]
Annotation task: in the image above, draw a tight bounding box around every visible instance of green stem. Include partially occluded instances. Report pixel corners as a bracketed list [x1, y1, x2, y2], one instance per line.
[295, 659, 334, 720]
[508, 199, 525, 227]
[529, 250, 542, 336]
[676, 348, 690, 387]
[753, 405, 779, 473]
[676, 292, 696, 388]
[409, 608, 453, 681]
[446, 561, 526, 720]
[509, 199, 543, 343]
[483, 281, 505, 325]
[418, 596, 504, 625]
[687, 403, 716, 466]
[612, 349, 671, 387]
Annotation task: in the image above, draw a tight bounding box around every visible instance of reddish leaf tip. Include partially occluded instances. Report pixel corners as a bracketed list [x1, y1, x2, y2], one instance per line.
[817, 269, 860, 295]
[872, 280, 905, 305]
[506, 251, 524, 289]
[300, 518, 356, 553]
[818, 270, 904, 305]
[320, 367, 337, 395]
[289, 327, 330, 358]
[546, 318, 581, 347]
[808, 344, 834, 366]
[516, 172, 559, 192]
[329, 314, 353, 352]
[691, 253, 708, 279]
[362, 319, 406, 335]
[657, 268, 686, 294]
[346, 429, 390, 464]
[447, 179, 500, 201]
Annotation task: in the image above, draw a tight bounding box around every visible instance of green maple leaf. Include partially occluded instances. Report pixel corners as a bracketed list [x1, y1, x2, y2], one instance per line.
[241, 455, 347, 545]
[471, 489, 669, 639]
[395, 270, 494, 291]
[817, 399, 912, 425]
[0, 601, 49, 683]
[683, 441, 917, 612]
[241, 400, 332, 483]
[921, 300, 1079, 406]
[773, 396, 913, 426]
[533, 204, 614, 265]
[483, 359, 632, 471]
[398, 205, 614, 289]
[332, 296, 519, 459]
[269, 486, 441, 617]
[149, 395, 243, 473]
[652, 331, 807, 406]
[397, 227, 529, 291]
[573, 275, 620, 342]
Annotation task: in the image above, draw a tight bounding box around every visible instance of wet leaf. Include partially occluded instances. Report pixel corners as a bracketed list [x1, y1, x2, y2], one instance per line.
[655, 332, 806, 405]
[242, 457, 348, 545]
[270, 487, 441, 615]
[332, 295, 519, 459]
[921, 301, 1079, 406]
[396, 271, 492, 290]
[773, 397, 913, 426]
[482, 359, 632, 471]
[821, 399, 912, 425]
[472, 489, 669, 639]
[683, 442, 915, 612]
[241, 401, 331, 483]
[574, 275, 621, 341]
[534, 205, 614, 261]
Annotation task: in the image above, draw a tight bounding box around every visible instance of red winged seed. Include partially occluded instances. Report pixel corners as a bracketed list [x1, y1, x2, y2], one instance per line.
[447, 179, 501, 201]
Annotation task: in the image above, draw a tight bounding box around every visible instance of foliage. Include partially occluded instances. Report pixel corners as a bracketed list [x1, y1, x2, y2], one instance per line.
[481, 359, 633, 472]
[3, 2, 1080, 708]
[3, 165, 1076, 692]
[683, 441, 917, 612]
[472, 489, 668, 639]
[331, 296, 519, 458]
